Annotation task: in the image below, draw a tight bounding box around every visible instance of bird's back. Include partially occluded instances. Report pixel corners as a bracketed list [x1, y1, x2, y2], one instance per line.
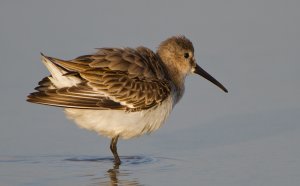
[27, 47, 173, 112]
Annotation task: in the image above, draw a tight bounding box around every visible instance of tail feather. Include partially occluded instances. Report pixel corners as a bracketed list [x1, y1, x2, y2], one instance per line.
[34, 76, 55, 91]
[40, 53, 81, 88]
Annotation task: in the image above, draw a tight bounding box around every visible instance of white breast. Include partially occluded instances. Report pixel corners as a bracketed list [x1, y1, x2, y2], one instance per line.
[64, 96, 174, 139]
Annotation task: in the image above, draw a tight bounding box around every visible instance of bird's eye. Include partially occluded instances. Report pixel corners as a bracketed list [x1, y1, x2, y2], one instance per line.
[184, 53, 189, 59]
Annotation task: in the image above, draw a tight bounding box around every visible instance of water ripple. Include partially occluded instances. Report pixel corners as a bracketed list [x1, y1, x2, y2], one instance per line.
[64, 155, 175, 167]
[0, 154, 182, 186]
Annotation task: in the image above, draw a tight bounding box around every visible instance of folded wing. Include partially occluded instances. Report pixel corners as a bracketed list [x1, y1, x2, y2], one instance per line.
[27, 47, 171, 111]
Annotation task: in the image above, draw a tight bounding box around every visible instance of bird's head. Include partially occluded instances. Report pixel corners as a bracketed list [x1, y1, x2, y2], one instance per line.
[157, 35, 227, 93]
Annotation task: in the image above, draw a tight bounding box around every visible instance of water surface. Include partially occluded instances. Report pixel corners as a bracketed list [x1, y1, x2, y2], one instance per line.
[1, 109, 300, 186]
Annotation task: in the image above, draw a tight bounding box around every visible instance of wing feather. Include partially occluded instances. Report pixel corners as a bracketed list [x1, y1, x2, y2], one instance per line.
[28, 47, 172, 111]
[27, 83, 125, 110]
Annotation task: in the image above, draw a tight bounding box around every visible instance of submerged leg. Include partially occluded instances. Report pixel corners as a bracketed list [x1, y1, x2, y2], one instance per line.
[110, 135, 121, 165]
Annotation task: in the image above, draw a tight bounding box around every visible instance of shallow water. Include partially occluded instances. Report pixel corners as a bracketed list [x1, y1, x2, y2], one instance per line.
[2, 109, 300, 185]
[2, 111, 300, 186]
[0, 154, 182, 186]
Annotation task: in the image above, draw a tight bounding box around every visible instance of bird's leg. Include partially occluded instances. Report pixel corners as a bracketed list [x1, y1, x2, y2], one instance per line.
[110, 135, 121, 165]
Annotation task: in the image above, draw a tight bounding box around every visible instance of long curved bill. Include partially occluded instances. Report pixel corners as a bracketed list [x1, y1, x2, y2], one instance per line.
[194, 64, 228, 93]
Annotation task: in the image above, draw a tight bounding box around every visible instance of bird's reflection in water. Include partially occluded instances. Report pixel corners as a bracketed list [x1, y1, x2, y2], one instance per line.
[95, 155, 158, 185]
[66, 156, 157, 185]
[97, 164, 142, 186]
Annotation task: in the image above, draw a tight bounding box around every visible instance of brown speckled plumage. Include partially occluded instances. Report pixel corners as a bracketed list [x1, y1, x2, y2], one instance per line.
[28, 47, 172, 111]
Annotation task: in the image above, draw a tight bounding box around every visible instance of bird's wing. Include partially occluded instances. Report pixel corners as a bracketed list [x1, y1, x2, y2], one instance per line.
[28, 82, 125, 110]
[27, 47, 172, 111]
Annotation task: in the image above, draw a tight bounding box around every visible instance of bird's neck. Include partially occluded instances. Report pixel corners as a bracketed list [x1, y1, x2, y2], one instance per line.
[173, 83, 185, 104]
[163, 61, 186, 104]
[157, 52, 187, 103]
[164, 60, 187, 87]
[169, 67, 186, 88]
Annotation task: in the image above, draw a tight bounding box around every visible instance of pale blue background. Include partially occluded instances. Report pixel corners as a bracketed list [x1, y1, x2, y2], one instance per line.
[0, 0, 299, 185]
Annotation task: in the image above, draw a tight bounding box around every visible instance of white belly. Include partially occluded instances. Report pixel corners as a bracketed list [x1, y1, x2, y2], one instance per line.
[64, 96, 174, 139]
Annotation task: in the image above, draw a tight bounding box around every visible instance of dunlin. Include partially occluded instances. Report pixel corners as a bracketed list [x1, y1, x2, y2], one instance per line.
[27, 35, 227, 165]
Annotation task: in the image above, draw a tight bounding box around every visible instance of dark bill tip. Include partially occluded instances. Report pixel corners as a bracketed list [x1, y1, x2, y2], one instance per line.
[194, 64, 228, 93]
